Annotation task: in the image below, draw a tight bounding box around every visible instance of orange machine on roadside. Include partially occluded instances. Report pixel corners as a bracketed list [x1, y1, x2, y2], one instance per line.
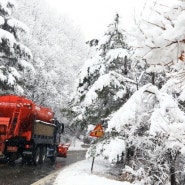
[0, 95, 70, 165]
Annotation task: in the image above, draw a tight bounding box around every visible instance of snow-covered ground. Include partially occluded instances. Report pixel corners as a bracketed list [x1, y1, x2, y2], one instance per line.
[54, 133, 137, 185]
[54, 158, 137, 185]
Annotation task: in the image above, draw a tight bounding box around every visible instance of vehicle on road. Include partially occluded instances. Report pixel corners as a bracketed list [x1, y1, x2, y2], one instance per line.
[0, 95, 70, 165]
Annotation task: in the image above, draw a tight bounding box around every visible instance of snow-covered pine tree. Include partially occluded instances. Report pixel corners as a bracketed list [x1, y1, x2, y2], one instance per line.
[130, 0, 185, 110]
[158, 0, 185, 114]
[0, 0, 32, 95]
[71, 14, 137, 129]
[131, 0, 183, 65]
[85, 2, 185, 184]
[97, 84, 185, 184]
[130, 0, 185, 89]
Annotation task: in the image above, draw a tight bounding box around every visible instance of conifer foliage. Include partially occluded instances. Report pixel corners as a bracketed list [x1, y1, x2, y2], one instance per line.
[85, 1, 185, 185]
[72, 14, 137, 129]
[0, 0, 32, 95]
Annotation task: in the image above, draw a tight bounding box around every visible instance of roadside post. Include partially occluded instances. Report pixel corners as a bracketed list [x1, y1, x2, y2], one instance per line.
[89, 124, 104, 173]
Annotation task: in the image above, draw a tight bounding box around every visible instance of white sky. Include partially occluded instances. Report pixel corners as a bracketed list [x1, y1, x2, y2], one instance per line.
[46, 0, 147, 39]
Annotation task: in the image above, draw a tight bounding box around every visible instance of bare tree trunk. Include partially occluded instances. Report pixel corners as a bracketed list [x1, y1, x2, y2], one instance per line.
[151, 72, 155, 85]
[168, 150, 180, 185]
[124, 56, 128, 75]
[170, 159, 176, 185]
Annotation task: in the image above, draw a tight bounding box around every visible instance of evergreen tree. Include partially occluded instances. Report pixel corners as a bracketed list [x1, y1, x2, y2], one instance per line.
[90, 84, 185, 185]
[71, 14, 137, 129]
[0, 0, 32, 95]
[132, 0, 185, 66]
[131, 0, 185, 89]
[130, 0, 185, 117]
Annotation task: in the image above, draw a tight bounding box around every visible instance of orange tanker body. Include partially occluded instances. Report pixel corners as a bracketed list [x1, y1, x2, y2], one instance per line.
[0, 95, 69, 165]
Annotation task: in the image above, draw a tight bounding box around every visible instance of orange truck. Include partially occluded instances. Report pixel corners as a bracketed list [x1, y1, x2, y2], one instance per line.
[0, 95, 70, 165]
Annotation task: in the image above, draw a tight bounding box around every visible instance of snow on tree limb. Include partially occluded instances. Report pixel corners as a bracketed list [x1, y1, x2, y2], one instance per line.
[130, 0, 185, 65]
[7, 18, 29, 33]
[0, 28, 15, 46]
[0, 0, 17, 17]
[0, 0, 33, 94]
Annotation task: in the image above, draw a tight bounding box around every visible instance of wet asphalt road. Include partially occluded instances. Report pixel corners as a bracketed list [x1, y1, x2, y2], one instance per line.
[0, 150, 86, 185]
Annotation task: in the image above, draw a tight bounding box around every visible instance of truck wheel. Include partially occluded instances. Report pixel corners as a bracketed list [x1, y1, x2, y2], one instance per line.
[33, 147, 40, 165]
[22, 156, 32, 165]
[50, 147, 57, 164]
[39, 147, 47, 164]
[8, 153, 18, 167]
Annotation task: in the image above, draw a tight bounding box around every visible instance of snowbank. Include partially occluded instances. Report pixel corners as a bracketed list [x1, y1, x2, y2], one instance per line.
[54, 159, 138, 185]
